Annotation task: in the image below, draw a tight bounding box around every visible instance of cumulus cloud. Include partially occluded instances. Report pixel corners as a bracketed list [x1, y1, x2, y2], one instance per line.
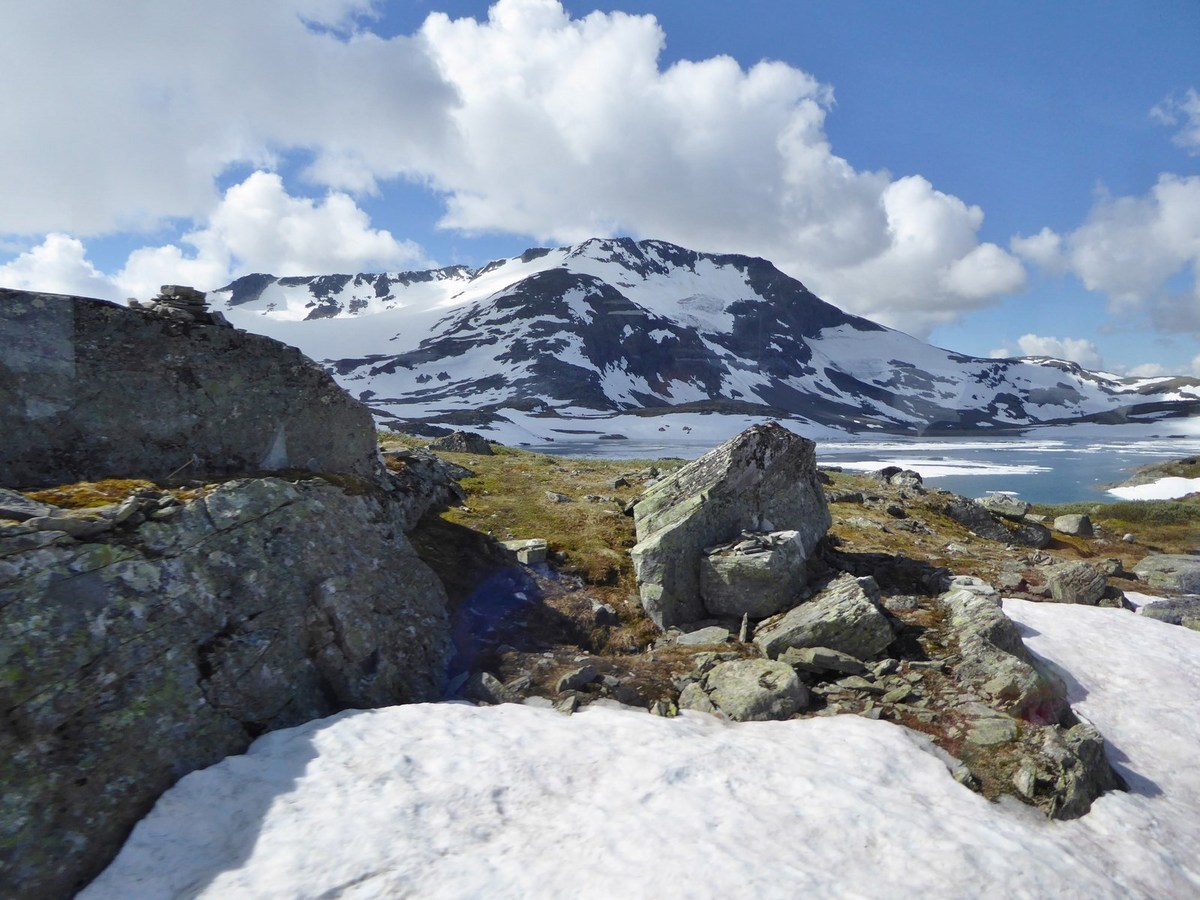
[0, 0, 454, 235]
[0, 0, 1024, 338]
[1010, 227, 1066, 273]
[414, 2, 1024, 334]
[0, 234, 114, 299]
[1151, 88, 1200, 156]
[1016, 334, 1104, 369]
[1, 174, 430, 301]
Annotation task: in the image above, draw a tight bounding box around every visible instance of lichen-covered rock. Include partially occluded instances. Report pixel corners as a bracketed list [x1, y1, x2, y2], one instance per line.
[976, 493, 1032, 520]
[630, 423, 831, 628]
[1043, 561, 1107, 605]
[684, 658, 808, 722]
[753, 574, 894, 661]
[939, 584, 1067, 723]
[941, 496, 1050, 548]
[699, 530, 810, 618]
[428, 430, 494, 455]
[1141, 597, 1200, 630]
[0, 290, 379, 487]
[1133, 554, 1200, 594]
[0, 477, 451, 899]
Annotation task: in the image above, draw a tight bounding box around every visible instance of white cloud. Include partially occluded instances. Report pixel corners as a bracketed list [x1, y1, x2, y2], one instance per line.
[1125, 362, 1168, 378]
[413, 3, 1024, 335]
[1064, 175, 1200, 314]
[118, 172, 432, 299]
[1151, 88, 1200, 156]
[1, 174, 429, 301]
[1192, 354, 1200, 378]
[0, 234, 115, 299]
[1016, 334, 1104, 369]
[0, 0, 1024, 339]
[0, 1, 453, 235]
[988, 347, 1011, 359]
[1010, 227, 1067, 273]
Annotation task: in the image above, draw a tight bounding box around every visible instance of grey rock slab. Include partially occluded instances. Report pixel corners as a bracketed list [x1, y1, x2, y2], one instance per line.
[754, 574, 894, 661]
[699, 659, 809, 722]
[0, 489, 58, 521]
[676, 625, 732, 646]
[966, 716, 1019, 746]
[699, 529, 810, 618]
[1141, 598, 1200, 630]
[1052, 514, 1094, 537]
[630, 422, 831, 628]
[555, 665, 599, 693]
[976, 493, 1032, 520]
[427, 430, 494, 455]
[779, 646, 867, 675]
[1133, 554, 1200, 593]
[1043, 561, 1107, 605]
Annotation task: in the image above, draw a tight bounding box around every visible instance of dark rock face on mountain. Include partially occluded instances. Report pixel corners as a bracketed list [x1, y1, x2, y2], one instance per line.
[630, 422, 831, 627]
[213, 237, 1200, 437]
[0, 289, 379, 488]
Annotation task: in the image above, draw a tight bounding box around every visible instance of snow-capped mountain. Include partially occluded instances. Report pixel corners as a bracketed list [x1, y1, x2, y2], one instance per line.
[212, 238, 1200, 442]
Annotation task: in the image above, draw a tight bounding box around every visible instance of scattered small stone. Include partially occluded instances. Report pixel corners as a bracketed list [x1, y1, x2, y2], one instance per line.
[553, 694, 581, 714]
[544, 491, 574, 503]
[676, 626, 731, 646]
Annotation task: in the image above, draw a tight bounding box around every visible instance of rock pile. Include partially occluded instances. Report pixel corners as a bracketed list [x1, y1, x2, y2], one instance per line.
[129, 284, 231, 326]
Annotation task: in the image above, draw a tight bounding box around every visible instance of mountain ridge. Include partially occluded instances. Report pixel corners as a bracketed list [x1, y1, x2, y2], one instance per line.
[211, 237, 1200, 442]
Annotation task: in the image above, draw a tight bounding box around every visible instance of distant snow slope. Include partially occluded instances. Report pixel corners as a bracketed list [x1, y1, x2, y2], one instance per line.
[212, 238, 1200, 444]
[83, 601, 1200, 898]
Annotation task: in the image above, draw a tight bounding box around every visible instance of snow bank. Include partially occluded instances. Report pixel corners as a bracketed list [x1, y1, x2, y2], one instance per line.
[1107, 476, 1200, 500]
[83, 605, 1200, 899]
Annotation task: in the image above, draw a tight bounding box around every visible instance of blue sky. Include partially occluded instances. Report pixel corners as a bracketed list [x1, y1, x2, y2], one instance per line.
[2, 1, 1198, 375]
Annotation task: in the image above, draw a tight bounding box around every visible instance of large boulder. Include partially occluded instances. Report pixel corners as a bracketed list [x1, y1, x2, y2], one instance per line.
[753, 574, 894, 661]
[1140, 597, 1200, 630]
[1043, 561, 1107, 605]
[1133, 554, 1200, 594]
[976, 493, 1031, 520]
[1052, 514, 1093, 537]
[699, 530, 810, 618]
[630, 423, 831, 628]
[679, 659, 808, 721]
[941, 496, 1050, 548]
[0, 290, 380, 488]
[0, 477, 452, 899]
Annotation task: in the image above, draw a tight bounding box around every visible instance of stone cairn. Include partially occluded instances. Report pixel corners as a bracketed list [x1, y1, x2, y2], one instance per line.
[130, 284, 231, 327]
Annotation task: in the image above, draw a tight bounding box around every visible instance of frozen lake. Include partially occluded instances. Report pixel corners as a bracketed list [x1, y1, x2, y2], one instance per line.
[519, 421, 1200, 504]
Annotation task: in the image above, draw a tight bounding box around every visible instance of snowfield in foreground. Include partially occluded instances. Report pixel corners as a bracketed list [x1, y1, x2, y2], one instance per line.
[84, 602, 1200, 899]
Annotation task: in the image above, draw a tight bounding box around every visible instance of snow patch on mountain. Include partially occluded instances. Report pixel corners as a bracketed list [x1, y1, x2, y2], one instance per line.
[212, 238, 1200, 443]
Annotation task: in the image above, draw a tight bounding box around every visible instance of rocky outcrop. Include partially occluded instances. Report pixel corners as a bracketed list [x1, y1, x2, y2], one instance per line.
[630, 423, 831, 627]
[1133, 554, 1200, 593]
[0, 289, 379, 488]
[0, 477, 452, 899]
[938, 578, 1068, 723]
[753, 574, 894, 661]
